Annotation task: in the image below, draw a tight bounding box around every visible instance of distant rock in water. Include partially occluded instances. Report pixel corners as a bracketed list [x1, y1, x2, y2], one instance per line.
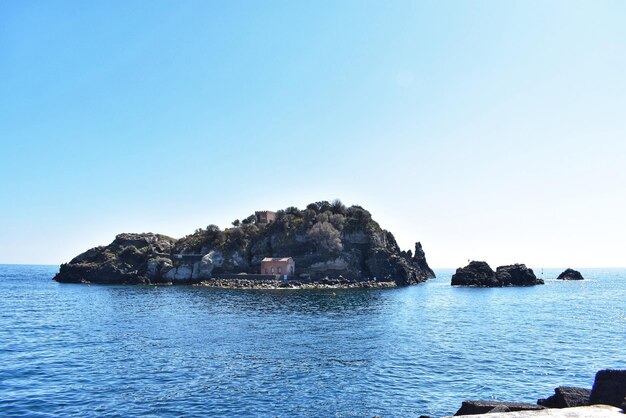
[450, 261, 498, 287]
[495, 264, 544, 286]
[53, 201, 435, 287]
[556, 268, 584, 280]
[451, 262, 543, 287]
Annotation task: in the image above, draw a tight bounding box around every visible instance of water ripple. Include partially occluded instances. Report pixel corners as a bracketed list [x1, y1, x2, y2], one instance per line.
[0, 265, 624, 417]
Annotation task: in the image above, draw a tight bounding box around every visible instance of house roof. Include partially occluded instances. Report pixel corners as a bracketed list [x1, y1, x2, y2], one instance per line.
[261, 257, 293, 262]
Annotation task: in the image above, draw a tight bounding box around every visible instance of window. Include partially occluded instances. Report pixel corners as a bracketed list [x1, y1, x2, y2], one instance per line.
[265, 268, 268, 274]
[271, 267, 275, 273]
[278, 267, 282, 273]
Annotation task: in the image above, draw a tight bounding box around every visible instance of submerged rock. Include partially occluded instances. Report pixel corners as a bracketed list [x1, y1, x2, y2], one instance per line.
[538, 386, 591, 408]
[556, 268, 584, 281]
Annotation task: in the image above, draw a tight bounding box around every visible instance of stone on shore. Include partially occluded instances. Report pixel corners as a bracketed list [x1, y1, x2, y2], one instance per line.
[448, 405, 622, 417]
[453, 400, 545, 415]
[556, 268, 584, 280]
[589, 369, 626, 408]
[538, 386, 591, 408]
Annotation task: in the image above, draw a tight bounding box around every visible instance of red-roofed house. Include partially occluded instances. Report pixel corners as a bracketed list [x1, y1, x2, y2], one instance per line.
[261, 257, 295, 276]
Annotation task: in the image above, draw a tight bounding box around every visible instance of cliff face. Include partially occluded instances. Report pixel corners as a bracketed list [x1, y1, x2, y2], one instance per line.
[54, 201, 435, 286]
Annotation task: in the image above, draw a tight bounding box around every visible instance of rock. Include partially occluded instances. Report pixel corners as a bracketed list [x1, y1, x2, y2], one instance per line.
[538, 386, 591, 408]
[146, 257, 173, 280]
[454, 400, 545, 415]
[195, 250, 223, 279]
[309, 257, 350, 272]
[495, 264, 544, 286]
[487, 405, 511, 413]
[163, 265, 193, 282]
[451, 261, 499, 287]
[451, 262, 544, 287]
[449, 405, 624, 417]
[589, 369, 626, 407]
[556, 268, 584, 280]
[413, 242, 436, 279]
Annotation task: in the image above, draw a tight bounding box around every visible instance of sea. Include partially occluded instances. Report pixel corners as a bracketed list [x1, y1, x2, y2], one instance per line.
[0, 265, 624, 418]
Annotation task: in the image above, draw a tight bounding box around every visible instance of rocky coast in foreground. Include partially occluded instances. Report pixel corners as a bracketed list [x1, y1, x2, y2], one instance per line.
[54, 201, 435, 287]
[444, 369, 626, 417]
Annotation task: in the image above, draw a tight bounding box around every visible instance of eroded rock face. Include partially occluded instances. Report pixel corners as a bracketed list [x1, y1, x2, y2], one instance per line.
[163, 265, 193, 282]
[556, 268, 584, 280]
[451, 262, 544, 287]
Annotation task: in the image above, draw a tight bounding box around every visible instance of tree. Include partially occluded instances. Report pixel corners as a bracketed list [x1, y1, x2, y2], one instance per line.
[205, 224, 225, 247]
[232, 219, 240, 227]
[241, 214, 256, 225]
[331, 199, 347, 215]
[307, 222, 343, 253]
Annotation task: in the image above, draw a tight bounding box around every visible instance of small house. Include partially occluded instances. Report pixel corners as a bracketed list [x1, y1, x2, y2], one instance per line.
[255, 211, 276, 224]
[261, 257, 295, 276]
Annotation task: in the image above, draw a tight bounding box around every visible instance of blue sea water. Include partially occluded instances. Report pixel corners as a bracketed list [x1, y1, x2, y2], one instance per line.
[0, 265, 624, 417]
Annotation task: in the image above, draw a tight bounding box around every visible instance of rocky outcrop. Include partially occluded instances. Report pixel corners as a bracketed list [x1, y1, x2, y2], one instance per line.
[451, 369, 626, 417]
[538, 387, 591, 408]
[450, 405, 623, 417]
[556, 268, 584, 280]
[495, 264, 543, 286]
[413, 242, 435, 279]
[589, 369, 626, 408]
[451, 262, 543, 287]
[54, 201, 435, 287]
[454, 400, 545, 415]
[54, 233, 176, 284]
[450, 261, 498, 287]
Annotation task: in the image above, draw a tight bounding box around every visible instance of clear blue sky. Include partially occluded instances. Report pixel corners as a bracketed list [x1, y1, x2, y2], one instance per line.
[1, 1, 625, 267]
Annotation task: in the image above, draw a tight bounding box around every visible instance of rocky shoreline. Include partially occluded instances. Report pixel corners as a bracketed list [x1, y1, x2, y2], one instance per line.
[442, 369, 626, 417]
[192, 278, 397, 289]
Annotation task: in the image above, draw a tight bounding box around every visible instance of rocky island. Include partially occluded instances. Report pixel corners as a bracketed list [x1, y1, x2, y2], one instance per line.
[54, 201, 435, 287]
[451, 261, 544, 287]
[556, 268, 585, 280]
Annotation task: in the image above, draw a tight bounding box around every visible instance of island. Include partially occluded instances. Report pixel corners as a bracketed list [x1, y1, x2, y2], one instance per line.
[556, 268, 585, 280]
[53, 200, 435, 288]
[450, 261, 544, 287]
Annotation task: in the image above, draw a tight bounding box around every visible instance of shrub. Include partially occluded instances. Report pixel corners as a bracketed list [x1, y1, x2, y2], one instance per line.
[307, 222, 343, 253]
